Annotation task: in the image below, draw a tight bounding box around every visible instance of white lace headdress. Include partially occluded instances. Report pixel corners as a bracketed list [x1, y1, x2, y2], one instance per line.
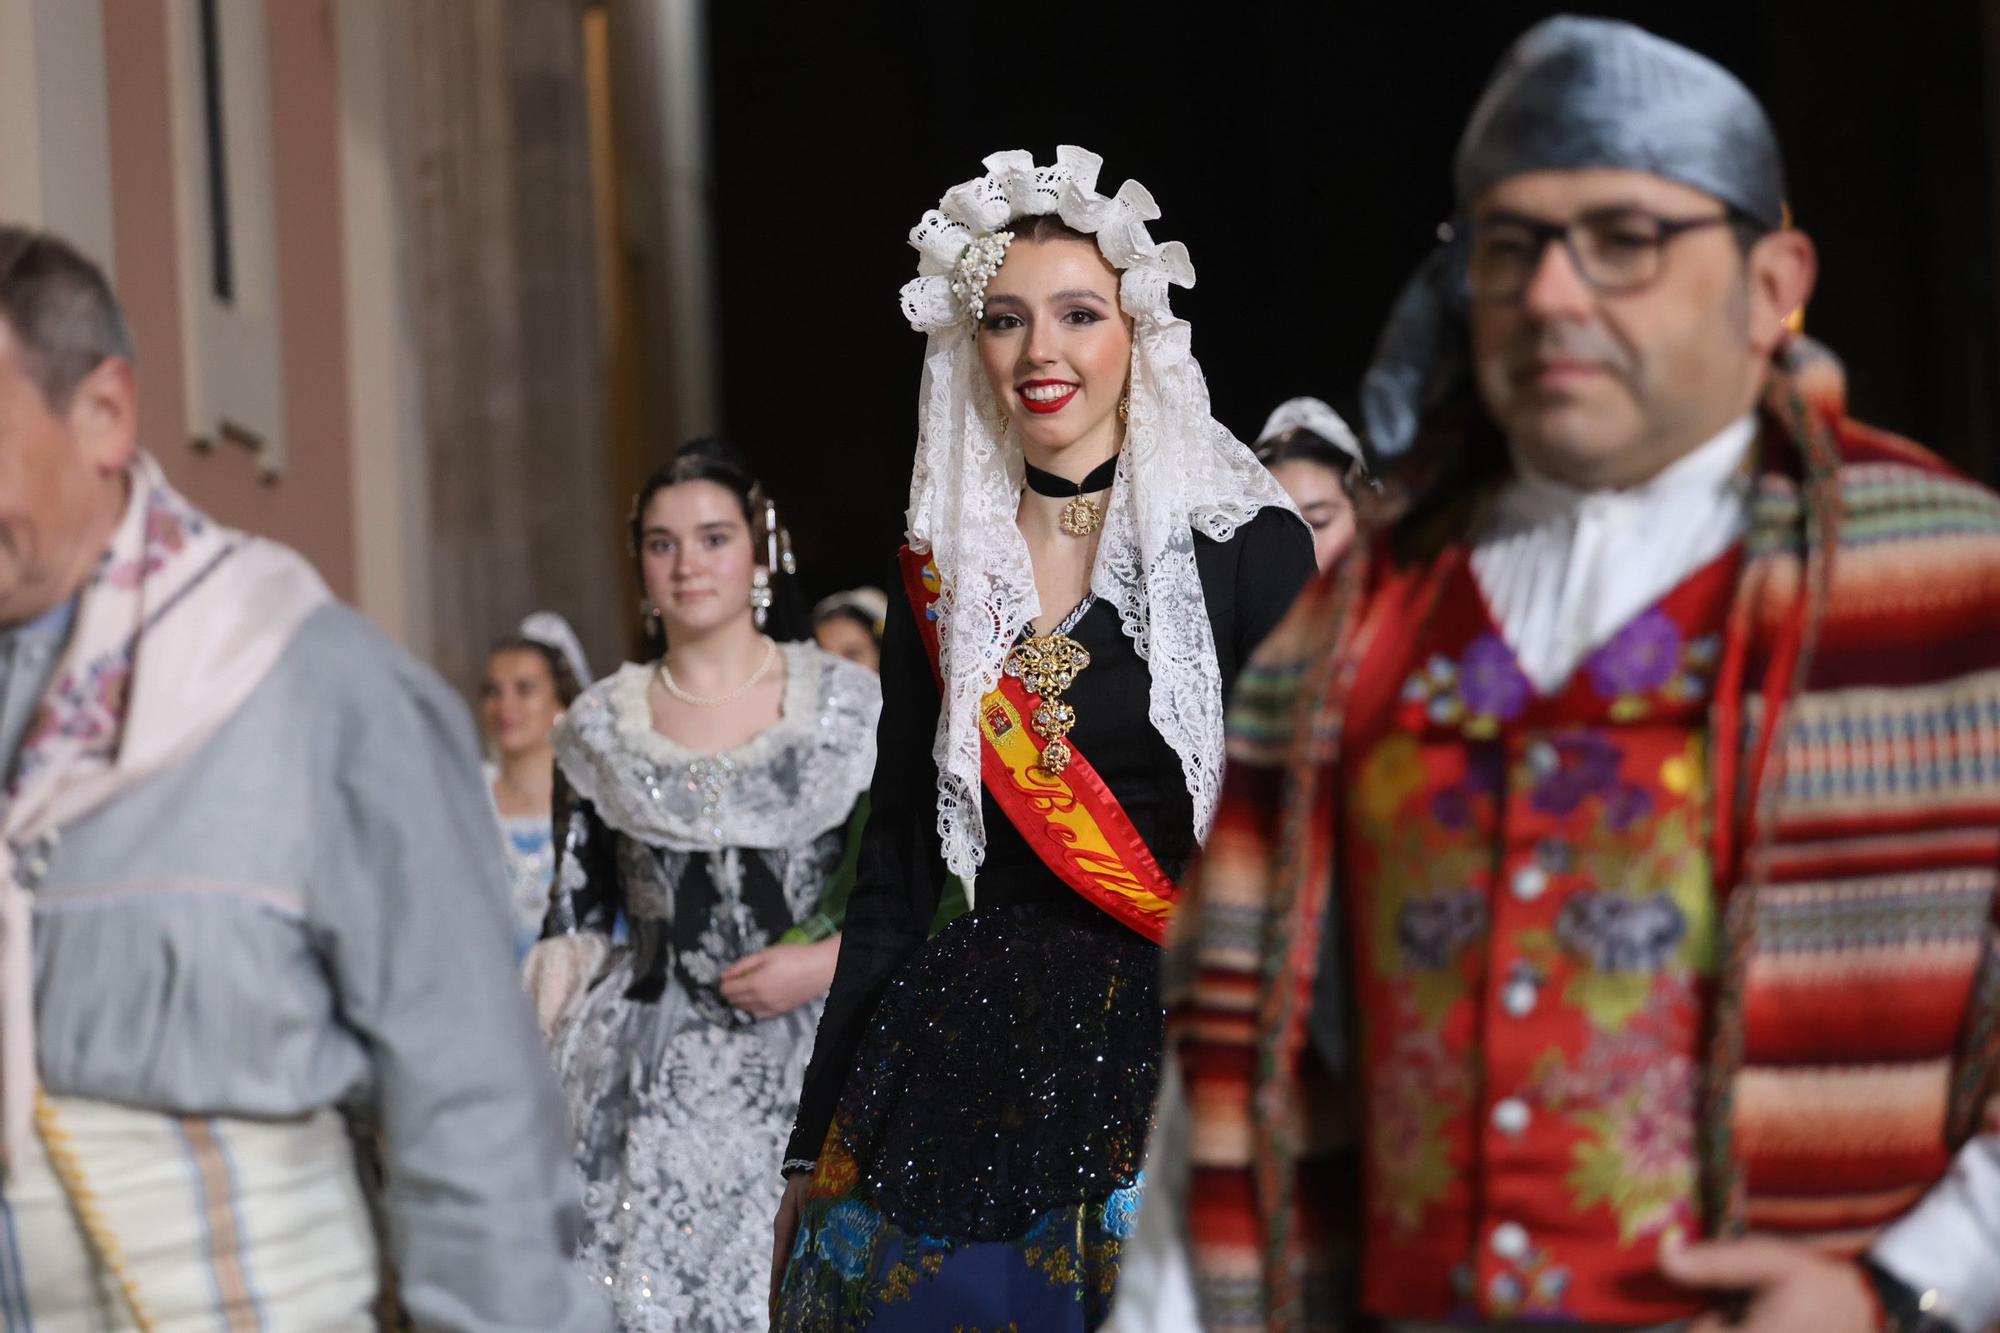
[1257, 397, 1365, 467]
[899, 145, 1297, 879]
[520, 611, 593, 689]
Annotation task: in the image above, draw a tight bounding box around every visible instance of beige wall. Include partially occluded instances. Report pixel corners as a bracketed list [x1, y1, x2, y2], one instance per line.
[0, 0, 115, 269]
[336, 0, 434, 657]
[0, 2, 42, 224]
[101, 0, 358, 602]
[101, 0, 190, 538]
[11, 0, 620, 686]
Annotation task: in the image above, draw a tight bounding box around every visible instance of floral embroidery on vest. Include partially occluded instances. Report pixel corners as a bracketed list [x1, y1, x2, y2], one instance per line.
[1342, 548, 1738, 1323]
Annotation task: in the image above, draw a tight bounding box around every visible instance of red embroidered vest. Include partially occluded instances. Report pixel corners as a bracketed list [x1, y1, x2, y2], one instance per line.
[1341, 548, 1741, 1323]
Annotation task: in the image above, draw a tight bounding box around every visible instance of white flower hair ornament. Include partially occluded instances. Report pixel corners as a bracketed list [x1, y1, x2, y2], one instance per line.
[896, 145, 1298, 884]
[948, 230, 1014, 324]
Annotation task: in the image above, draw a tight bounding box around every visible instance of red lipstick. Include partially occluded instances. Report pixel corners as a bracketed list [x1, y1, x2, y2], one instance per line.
[1017, 379, 1079, 415]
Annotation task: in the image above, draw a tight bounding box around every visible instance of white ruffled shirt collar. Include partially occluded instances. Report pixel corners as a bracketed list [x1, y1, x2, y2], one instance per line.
[1470, 414, 1755, 693]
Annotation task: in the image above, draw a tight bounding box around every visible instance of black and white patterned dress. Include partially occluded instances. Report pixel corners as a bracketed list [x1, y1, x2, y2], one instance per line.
[538, 642, 879, 1331]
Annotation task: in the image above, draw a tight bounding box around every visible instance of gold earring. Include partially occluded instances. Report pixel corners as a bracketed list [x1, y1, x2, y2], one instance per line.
[1117, 395, 1131, 425]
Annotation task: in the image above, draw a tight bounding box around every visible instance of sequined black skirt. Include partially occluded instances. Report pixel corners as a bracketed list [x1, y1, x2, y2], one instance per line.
[834, 897, 1162, 1241]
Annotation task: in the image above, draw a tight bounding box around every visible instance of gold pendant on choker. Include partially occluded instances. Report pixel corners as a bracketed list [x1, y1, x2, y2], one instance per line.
[1059, 494, 1104, 537]
[1004, 633, 1092, 777]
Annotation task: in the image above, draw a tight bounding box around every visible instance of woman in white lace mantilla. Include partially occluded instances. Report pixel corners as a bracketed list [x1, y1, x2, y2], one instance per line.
[526, 438, 879, 1332]
[770, 147, 1313, 1331]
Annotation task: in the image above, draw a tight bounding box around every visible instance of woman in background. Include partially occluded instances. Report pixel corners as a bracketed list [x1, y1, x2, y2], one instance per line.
[528, 437, 880, 1331]
[1253, 395, 1369, 571]
[811, 588, 887, 673]
[478, 612, 590, 959]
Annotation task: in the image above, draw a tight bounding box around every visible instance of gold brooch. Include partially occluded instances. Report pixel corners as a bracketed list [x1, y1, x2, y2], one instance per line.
[1058, 494, 1104, 537]
[1003, 633, 1091, 776]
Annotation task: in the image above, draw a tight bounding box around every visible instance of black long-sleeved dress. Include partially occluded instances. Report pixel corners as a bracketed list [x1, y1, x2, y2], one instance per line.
[776, 506, 1312, 1331]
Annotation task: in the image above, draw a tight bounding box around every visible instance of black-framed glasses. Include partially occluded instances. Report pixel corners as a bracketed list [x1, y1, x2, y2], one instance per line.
[1463, 207, 1737, 303]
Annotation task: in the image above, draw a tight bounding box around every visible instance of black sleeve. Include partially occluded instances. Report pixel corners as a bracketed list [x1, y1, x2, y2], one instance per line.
[539, 765, 621, 938]
[786, 572, 946, 1166]
[1234, 506, 1317, 665]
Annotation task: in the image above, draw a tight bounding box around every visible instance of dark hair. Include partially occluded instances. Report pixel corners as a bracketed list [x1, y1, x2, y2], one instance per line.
[1726, 206, 1773, 257]
[813, 604, 880, 646]
[0, 226, 136, 412]
[1001, 214, 1094, 247]
[628, 436, 807, 654]
[1257, 427, 1368, 494]
[484, 636, 583, 708]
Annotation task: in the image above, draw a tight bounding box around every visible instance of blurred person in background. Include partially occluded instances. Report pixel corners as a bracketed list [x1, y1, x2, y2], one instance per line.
[813, 590, 977, 938]
[526, 437, 879, 1331]
[0, 225, 603, 1329]
[811, 587, 887, 673]
[1253, 396, 1370, 572]
[480, 611, 591, 960]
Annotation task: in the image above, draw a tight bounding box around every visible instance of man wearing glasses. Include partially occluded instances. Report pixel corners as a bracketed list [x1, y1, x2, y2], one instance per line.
[1116, 15, 2000, 1333]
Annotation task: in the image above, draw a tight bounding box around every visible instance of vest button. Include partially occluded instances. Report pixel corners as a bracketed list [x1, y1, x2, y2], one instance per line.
[1491, 1098, 1530, 1136]
[1526, 739, 1559, 776]
[1502, 978, 1538, 1018]
[1491, 1220, 1530, 1260]
[1511, 864, 1548, 901]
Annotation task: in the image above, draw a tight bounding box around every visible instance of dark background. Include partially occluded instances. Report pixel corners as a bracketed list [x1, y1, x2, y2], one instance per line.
[707, 2, 2000, 602]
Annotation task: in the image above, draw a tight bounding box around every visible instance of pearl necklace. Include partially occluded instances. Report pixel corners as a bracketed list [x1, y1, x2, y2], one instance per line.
[657, 638, 779, 708]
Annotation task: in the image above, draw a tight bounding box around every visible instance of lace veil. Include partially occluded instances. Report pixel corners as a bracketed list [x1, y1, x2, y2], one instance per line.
[898, 145, 1296, 880]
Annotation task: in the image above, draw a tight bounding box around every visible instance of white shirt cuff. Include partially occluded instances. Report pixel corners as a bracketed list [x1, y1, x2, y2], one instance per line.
[1870, 1133, 2000, 1331]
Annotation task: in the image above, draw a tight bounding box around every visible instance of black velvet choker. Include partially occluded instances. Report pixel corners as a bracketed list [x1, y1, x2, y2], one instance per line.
[1022, 454, 1118, 498]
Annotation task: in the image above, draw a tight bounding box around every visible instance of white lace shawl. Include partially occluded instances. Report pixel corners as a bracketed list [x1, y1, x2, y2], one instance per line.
[898, 145, 1297, 880]
[552, 642, 880, 852]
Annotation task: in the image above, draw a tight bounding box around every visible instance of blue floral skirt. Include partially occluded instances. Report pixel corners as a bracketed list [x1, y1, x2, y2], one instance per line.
[772, 1123, 1142, 1332]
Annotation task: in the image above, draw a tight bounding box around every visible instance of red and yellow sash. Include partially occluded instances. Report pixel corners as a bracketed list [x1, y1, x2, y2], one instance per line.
[900, 546, 1180, 943]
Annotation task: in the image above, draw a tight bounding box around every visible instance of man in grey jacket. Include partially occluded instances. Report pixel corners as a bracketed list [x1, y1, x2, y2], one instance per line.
[0, 225, 605, 1329]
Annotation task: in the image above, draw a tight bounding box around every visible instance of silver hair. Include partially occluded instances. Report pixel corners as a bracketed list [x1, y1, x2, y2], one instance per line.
[0, 225, 137, 412]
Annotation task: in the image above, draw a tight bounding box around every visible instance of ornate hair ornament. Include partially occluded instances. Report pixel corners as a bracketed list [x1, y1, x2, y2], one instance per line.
[519, 611, 593, 687]
[813, 586, 888, 635]
[898, 146, 1194, 340]
[757, 494, 797, 578]
[949, 230, 1014, 326]
[1256, 397, 1366, 468]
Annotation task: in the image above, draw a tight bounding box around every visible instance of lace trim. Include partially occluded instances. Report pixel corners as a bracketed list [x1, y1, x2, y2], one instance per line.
[605, 641, 819, 771]
[553, 643, 879, 851]
[898, 146, 1298, 879]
